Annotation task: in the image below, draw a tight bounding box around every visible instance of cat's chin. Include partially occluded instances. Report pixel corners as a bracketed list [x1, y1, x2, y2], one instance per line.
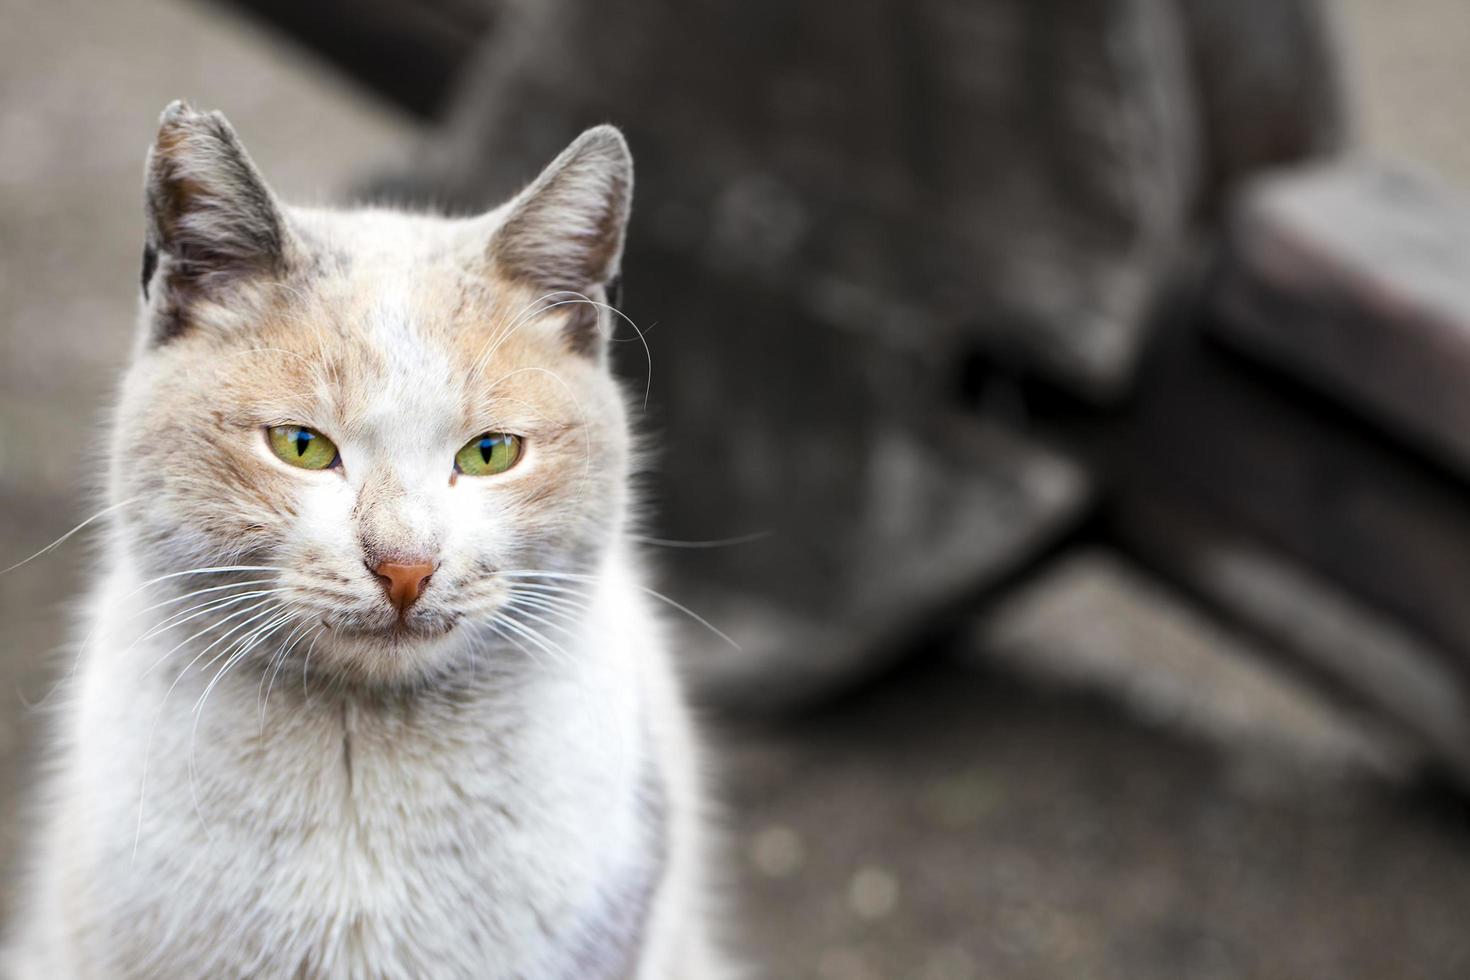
[310, 618, 471, 686]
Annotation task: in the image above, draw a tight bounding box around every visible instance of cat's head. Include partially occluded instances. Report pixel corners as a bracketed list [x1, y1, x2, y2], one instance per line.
[114, 101, 635, 686]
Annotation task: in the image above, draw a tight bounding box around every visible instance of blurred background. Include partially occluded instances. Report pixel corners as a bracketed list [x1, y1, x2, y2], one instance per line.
[4, 0, 1470, 976]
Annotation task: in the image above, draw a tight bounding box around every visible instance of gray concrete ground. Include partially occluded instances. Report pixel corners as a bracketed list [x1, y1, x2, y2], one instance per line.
[2, 1, 1470, 977]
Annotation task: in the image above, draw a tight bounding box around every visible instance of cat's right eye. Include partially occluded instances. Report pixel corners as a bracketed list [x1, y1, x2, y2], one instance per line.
[266, 425, 340, 471]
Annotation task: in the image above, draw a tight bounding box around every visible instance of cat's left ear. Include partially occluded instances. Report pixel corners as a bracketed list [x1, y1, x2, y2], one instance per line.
[142, 101, 296, 342]
[486, 126, 633, 355]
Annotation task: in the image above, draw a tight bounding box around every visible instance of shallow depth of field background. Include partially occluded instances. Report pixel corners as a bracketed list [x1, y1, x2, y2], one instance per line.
[4, 2, 1470, 978]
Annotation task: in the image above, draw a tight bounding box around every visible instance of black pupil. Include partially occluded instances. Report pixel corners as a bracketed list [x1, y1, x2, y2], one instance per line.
[294, 430, 313, 457]
[479, 436, 497, 463]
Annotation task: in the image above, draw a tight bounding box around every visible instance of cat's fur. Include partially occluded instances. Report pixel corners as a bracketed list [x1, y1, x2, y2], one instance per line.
[6, 102, 724, 979]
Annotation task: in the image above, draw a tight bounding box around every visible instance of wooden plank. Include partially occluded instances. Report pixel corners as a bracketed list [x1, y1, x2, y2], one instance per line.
[1105, 310, 1470, 699]
[1213, 159, 1470, 477]
[968, 549, 1418, 780]
[1114, 493, 1470, 782]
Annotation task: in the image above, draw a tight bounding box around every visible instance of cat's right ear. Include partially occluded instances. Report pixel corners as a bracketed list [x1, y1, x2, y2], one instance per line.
[483, 126, 633, 357]
[142, 101, 293, 342]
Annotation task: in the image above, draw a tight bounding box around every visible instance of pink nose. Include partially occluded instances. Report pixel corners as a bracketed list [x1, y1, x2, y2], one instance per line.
[373, 560, 436, 615]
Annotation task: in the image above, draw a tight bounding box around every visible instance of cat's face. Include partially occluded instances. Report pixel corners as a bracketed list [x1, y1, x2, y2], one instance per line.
[113, 103, 634, 686]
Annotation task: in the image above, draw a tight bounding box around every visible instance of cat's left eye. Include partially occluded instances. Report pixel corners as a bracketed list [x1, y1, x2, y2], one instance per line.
[455, 433, 523, 476]
[267, 425, 340, 470]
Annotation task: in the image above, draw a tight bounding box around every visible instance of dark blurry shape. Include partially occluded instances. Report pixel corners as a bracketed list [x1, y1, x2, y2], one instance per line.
[670, 416, 1093, 713]
[412, 0, 1202, 400]
[212, 0, 492, 118]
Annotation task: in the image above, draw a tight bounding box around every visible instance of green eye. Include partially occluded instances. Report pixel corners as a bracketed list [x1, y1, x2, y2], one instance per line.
[267, 425, 339, 470]
[455, 432, 522, 476]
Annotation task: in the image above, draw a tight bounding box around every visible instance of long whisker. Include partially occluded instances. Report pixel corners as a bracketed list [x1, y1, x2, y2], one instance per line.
[133, 600, 284, 864]
[478, 619, 546, 669]
[501, 597, 580, 638]
[259, 621, 317, 729]
[628, 531, 772, 549]
[490, 614, 569, 668]
[187, 612, 293, 849]
[124, 565, 291, 597]
[300, 626, 326, 706]
[192, 610, 292, 700]
[505, 590, 587, 620]
[129, 579, 276, 623]
[498, 570, 740, 649]
[475, 294, 654, 408]
[468, 291, 573, 378]
[23, 579, 278, 711]
[136, 589, 288, 647]
[0, 496, 141, 576]
[498, 582, 596, 615]
[195, 610, 294, 714]
[550, 293, 655, 409]
[140, 599, 278, 678]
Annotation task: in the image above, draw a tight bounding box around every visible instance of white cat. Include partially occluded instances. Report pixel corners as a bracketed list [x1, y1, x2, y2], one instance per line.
[6, 102, 725, 979]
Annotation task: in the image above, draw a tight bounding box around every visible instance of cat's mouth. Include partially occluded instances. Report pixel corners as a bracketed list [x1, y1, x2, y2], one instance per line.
[326, 615, 458, 642]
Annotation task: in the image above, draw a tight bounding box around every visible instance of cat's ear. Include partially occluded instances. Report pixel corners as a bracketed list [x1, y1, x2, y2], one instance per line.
[142, 101, 294, 340]
[487, 126, 633, 355]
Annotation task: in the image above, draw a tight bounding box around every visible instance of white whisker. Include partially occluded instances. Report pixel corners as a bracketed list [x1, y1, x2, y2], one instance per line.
[490, 614, 570, 668]
[498, 570, 739, 649]
[133, 599, 285, 864]
[136, 589, 288, 647]
[140, 599, 278, 678]
[479, 619, 546, 669]
[501, 597, 580, 638]
[628, 531, 772, 549]
[0, 496, 141, 576]
[258, 620, 316, 730]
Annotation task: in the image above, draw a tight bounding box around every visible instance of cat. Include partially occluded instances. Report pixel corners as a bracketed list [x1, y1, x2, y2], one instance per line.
[5, 101, 726, 979]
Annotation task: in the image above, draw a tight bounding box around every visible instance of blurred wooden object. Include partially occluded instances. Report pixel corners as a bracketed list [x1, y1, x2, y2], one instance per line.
[970, 548, 1421, 781]
[1215, 160, 1470, 477]
[1114, 293, 1470, 679]
[1115, 493, 1470, 783]
[1088, 162, 1470, 781]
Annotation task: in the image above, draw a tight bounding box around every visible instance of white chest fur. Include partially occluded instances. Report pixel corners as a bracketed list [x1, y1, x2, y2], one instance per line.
[14, 560, 685, 980]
